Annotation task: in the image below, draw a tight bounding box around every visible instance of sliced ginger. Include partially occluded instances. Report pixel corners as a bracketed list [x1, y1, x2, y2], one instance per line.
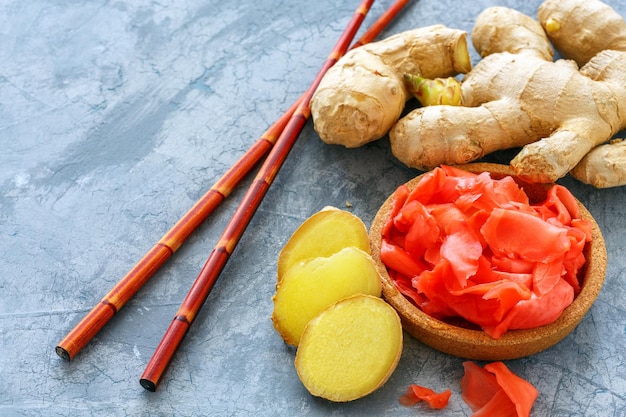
[295, 294, 403, 402]
[272, 246, 381, 346]
[272, 207, 402, 401]
[276, 207, 370, 282]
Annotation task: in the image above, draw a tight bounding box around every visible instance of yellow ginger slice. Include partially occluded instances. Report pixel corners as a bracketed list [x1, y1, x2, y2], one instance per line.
[277, 207, 369, 283]
[271, 246, 381, 346]
[295, 294, 403, 402]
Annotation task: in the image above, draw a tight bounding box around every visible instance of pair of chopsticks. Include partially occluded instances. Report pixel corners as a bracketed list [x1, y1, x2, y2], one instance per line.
[56, 0, 410, 392]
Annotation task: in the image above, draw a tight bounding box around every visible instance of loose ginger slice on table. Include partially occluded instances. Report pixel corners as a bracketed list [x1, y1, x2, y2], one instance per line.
[295, 294, 403, 402]
[276, 207, 369, 283]
[271, 246, 381, 346]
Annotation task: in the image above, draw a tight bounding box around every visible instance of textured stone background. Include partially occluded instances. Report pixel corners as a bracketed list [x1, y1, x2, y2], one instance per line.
[1, 0, 625, 416]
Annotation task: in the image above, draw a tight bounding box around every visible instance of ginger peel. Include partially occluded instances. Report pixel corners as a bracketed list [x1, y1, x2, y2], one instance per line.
[310, 25, 471, 148]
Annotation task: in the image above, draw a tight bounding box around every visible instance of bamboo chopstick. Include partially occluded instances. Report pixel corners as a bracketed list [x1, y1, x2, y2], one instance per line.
[138, 0, 384, 392]
[55, 0, 409, 363]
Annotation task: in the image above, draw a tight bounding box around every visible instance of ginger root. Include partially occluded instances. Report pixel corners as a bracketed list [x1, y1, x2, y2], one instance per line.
[389, 7, 555, 174]
[389, 2, 626, 185]
[471, 6, 553, 61]
[538, 0, 626, 188]
[538, 0, 626, 67]
[294, 294, 402, 402]
[310, 25, 471, 148]
[571, 139, 626, 188]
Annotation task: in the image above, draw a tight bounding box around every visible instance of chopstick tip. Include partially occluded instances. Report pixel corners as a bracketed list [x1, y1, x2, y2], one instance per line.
[140, 378, 157, 392]
[55, 346, 71, 361]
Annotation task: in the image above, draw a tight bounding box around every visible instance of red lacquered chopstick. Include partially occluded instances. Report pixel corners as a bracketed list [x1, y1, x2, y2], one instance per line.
[55, 0, 409, 363]
[138, 0, 379, 392]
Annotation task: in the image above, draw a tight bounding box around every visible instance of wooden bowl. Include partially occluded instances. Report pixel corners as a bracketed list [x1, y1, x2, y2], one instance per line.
[369, 163, 607, 360]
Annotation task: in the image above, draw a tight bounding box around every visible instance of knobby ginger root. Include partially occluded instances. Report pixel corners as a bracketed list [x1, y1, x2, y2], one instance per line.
[538, 0, 626, 188]
[471, 6, 553, 61]
[390, 7, 554, 173]
[295, 294, 402, 402]
[389, 4, 626, 184]
[513, 48, 626, 185]
[538, 0, 626, 67]
[310, 25, 471, 148]
[571, 140, 626, 188]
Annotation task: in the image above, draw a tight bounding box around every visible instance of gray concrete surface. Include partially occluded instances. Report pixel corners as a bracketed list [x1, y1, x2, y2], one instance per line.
[1, 0, 625, 415]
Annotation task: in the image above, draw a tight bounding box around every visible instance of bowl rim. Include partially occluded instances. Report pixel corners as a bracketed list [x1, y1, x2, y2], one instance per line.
[369, 163, 607, 360]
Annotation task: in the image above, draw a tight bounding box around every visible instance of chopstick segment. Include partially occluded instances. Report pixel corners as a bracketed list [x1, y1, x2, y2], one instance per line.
[353, 0, 409, 48]
[54, 100, 296, 362]
[55, 0, 409, 362]
[139, 0, 377, 392]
